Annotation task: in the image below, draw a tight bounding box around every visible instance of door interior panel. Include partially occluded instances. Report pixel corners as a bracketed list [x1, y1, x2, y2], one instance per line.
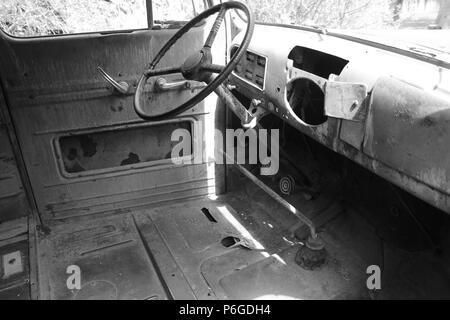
[0, 26, 223, 221]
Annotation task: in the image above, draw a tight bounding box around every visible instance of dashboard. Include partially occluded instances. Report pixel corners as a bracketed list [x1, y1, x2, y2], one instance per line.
[227, 24, 450, 214]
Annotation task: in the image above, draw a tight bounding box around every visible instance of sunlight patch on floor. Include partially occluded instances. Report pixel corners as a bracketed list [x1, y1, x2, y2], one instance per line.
[216, 205, 287, 265]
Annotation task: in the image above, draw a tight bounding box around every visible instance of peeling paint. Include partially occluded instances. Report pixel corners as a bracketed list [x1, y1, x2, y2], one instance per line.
[120, 153, 141, 166]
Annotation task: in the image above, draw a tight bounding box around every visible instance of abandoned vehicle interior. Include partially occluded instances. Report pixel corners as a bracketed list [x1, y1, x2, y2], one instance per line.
[0, 0, 450, 300]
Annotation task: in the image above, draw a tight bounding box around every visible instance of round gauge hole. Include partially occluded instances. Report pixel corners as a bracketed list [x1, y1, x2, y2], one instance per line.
[286, 78, 327, 126]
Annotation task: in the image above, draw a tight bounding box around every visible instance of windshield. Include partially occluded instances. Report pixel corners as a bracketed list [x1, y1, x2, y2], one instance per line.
[238, 0, 450, 54]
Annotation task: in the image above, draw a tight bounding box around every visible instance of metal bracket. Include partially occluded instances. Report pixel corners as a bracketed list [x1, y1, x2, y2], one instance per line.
[2, 251, 23, 279]
[215, 84, 258, 129]
[324, 80, 368, 121]
[248, 99, 270, 126]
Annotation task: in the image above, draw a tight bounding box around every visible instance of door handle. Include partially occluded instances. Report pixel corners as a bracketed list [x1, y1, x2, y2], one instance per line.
[155, 78, 205, 91]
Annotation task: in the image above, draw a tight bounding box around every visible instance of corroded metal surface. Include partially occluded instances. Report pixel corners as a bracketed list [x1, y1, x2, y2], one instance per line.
[230, 24, 450, 213]
[364, 76, 450, 196]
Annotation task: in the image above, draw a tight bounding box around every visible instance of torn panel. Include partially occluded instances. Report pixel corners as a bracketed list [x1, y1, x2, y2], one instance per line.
[59, 121, 192, 175]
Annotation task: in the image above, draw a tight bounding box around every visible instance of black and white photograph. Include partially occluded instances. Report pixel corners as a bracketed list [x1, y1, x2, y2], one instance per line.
[0, 0, 449, 306]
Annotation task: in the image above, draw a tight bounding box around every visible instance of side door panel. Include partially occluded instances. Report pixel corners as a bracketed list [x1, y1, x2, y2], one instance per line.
[0, 26, 224, 221]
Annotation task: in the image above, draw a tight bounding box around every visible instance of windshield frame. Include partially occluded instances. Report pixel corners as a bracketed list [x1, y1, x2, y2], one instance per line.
[231, 10, 450, 68]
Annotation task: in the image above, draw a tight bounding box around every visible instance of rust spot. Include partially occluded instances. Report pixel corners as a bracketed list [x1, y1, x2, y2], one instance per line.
[0, 156, 15, 164]
[110, 105, 124, 112]
[394, 108, 414, 122]
[120, 153, 140, 166]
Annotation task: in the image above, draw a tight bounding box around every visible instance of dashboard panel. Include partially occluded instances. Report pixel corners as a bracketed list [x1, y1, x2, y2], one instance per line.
[231, 46, 267, 90]
[227, 24, 450, 214]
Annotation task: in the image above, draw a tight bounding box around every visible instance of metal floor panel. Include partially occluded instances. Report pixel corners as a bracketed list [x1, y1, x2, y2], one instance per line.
[36, 196, 304, 300]
[36, 215, 169, 300]
[36, 195, 408, 300]
[134, 198, 296, 299]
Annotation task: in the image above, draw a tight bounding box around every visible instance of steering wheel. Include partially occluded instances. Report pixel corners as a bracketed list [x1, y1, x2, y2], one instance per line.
[134, 1, 254, 121]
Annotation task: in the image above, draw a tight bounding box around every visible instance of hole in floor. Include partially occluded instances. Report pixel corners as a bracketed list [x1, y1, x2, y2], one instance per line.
[201, 208, 217, 223]
[221, 236, 241, 248]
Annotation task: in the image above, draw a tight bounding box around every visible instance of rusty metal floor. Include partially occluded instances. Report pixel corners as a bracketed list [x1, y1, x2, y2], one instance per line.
[34, 194, 372, 300]
[33, 183, 450, 300]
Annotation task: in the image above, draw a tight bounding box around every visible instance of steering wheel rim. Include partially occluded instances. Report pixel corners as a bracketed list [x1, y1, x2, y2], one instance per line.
[134, 1, 254, 121]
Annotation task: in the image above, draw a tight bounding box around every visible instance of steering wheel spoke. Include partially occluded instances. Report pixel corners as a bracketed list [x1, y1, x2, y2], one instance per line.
[203, 6, 227, 49]
[144, 66, 182, 77]
[201, 63, 225, 74]
[134, 1, 254, 121]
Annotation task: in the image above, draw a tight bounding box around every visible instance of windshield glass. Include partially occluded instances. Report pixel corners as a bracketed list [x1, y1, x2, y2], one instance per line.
[238, 0, 450, 54]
